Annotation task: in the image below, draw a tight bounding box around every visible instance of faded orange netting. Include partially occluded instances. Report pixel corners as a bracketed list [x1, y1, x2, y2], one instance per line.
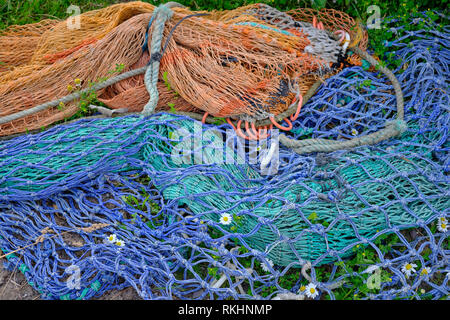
[0, 1, 367, 137]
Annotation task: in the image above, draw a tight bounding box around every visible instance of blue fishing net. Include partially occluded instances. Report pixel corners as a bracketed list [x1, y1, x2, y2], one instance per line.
[0, 13, 448, 300]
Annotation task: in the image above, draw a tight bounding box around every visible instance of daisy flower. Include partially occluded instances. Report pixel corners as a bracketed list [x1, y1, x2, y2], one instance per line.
[437, 220, 448, 232]
[298, 285, 306, 295]
[305, 283, 319, 299]
[401, 262, 417, 278]
[74, 78, 81, 85]
[115, 239, 125, 247]
[351, 128, 358, 136]
[261, 259, 274, 273]
[438, 216, 448, 224]
[219, 213, 233, 225]
[105, 234, 117, 244]
[420, 267, 431, 277]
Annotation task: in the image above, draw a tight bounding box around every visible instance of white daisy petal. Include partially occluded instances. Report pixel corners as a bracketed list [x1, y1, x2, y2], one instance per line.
[115, 239, 125, 247]
[420, 267, 431, 276]
[401, 262, 417, 277]
[437, 221, 448, 232]
[261, 259, 274, 273]
[106, 234, 117, 244]
[219, 213, 233, 225]
[305, 283, 319, 299]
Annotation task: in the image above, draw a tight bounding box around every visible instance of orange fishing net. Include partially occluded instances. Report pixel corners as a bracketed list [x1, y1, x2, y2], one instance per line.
[0, 2, 367, 136]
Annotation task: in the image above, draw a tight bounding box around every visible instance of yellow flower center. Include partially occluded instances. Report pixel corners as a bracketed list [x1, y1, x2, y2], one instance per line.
[441, 223, 447, 229]
[405, 264, 412, 270]
[300, 286, 306, 292]
[310, 288, 315, 294]
[223, 216, 228, 221]
[421, 269, 428, 275]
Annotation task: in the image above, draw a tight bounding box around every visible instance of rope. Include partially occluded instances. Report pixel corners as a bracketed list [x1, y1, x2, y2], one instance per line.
[0, 67, 147, 125]
[142, 11, 209, 115]
[141, 3, 175, 115]
[142, 2, 209, 115]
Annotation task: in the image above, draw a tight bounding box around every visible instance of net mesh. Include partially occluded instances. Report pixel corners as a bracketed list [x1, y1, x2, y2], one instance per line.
[0, 2, 366, 136]
[0, 7, 448, 300]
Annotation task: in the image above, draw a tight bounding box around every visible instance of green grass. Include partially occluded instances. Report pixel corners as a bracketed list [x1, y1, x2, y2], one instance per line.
[1, 0, 447, 30]
[0, 0, 131, 29]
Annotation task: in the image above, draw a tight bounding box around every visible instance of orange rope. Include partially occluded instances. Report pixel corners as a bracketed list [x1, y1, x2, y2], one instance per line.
[43, 38, 98, 64]
[270, 117, 293, 131]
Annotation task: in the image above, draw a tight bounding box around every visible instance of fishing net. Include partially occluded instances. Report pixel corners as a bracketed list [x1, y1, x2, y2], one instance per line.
[0, 1, 367, 136]
[0, 6, 448, 300]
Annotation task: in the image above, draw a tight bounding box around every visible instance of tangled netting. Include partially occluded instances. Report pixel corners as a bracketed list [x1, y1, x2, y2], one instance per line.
[0, 14, 449, 300]
[0, 1, 368, 136]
